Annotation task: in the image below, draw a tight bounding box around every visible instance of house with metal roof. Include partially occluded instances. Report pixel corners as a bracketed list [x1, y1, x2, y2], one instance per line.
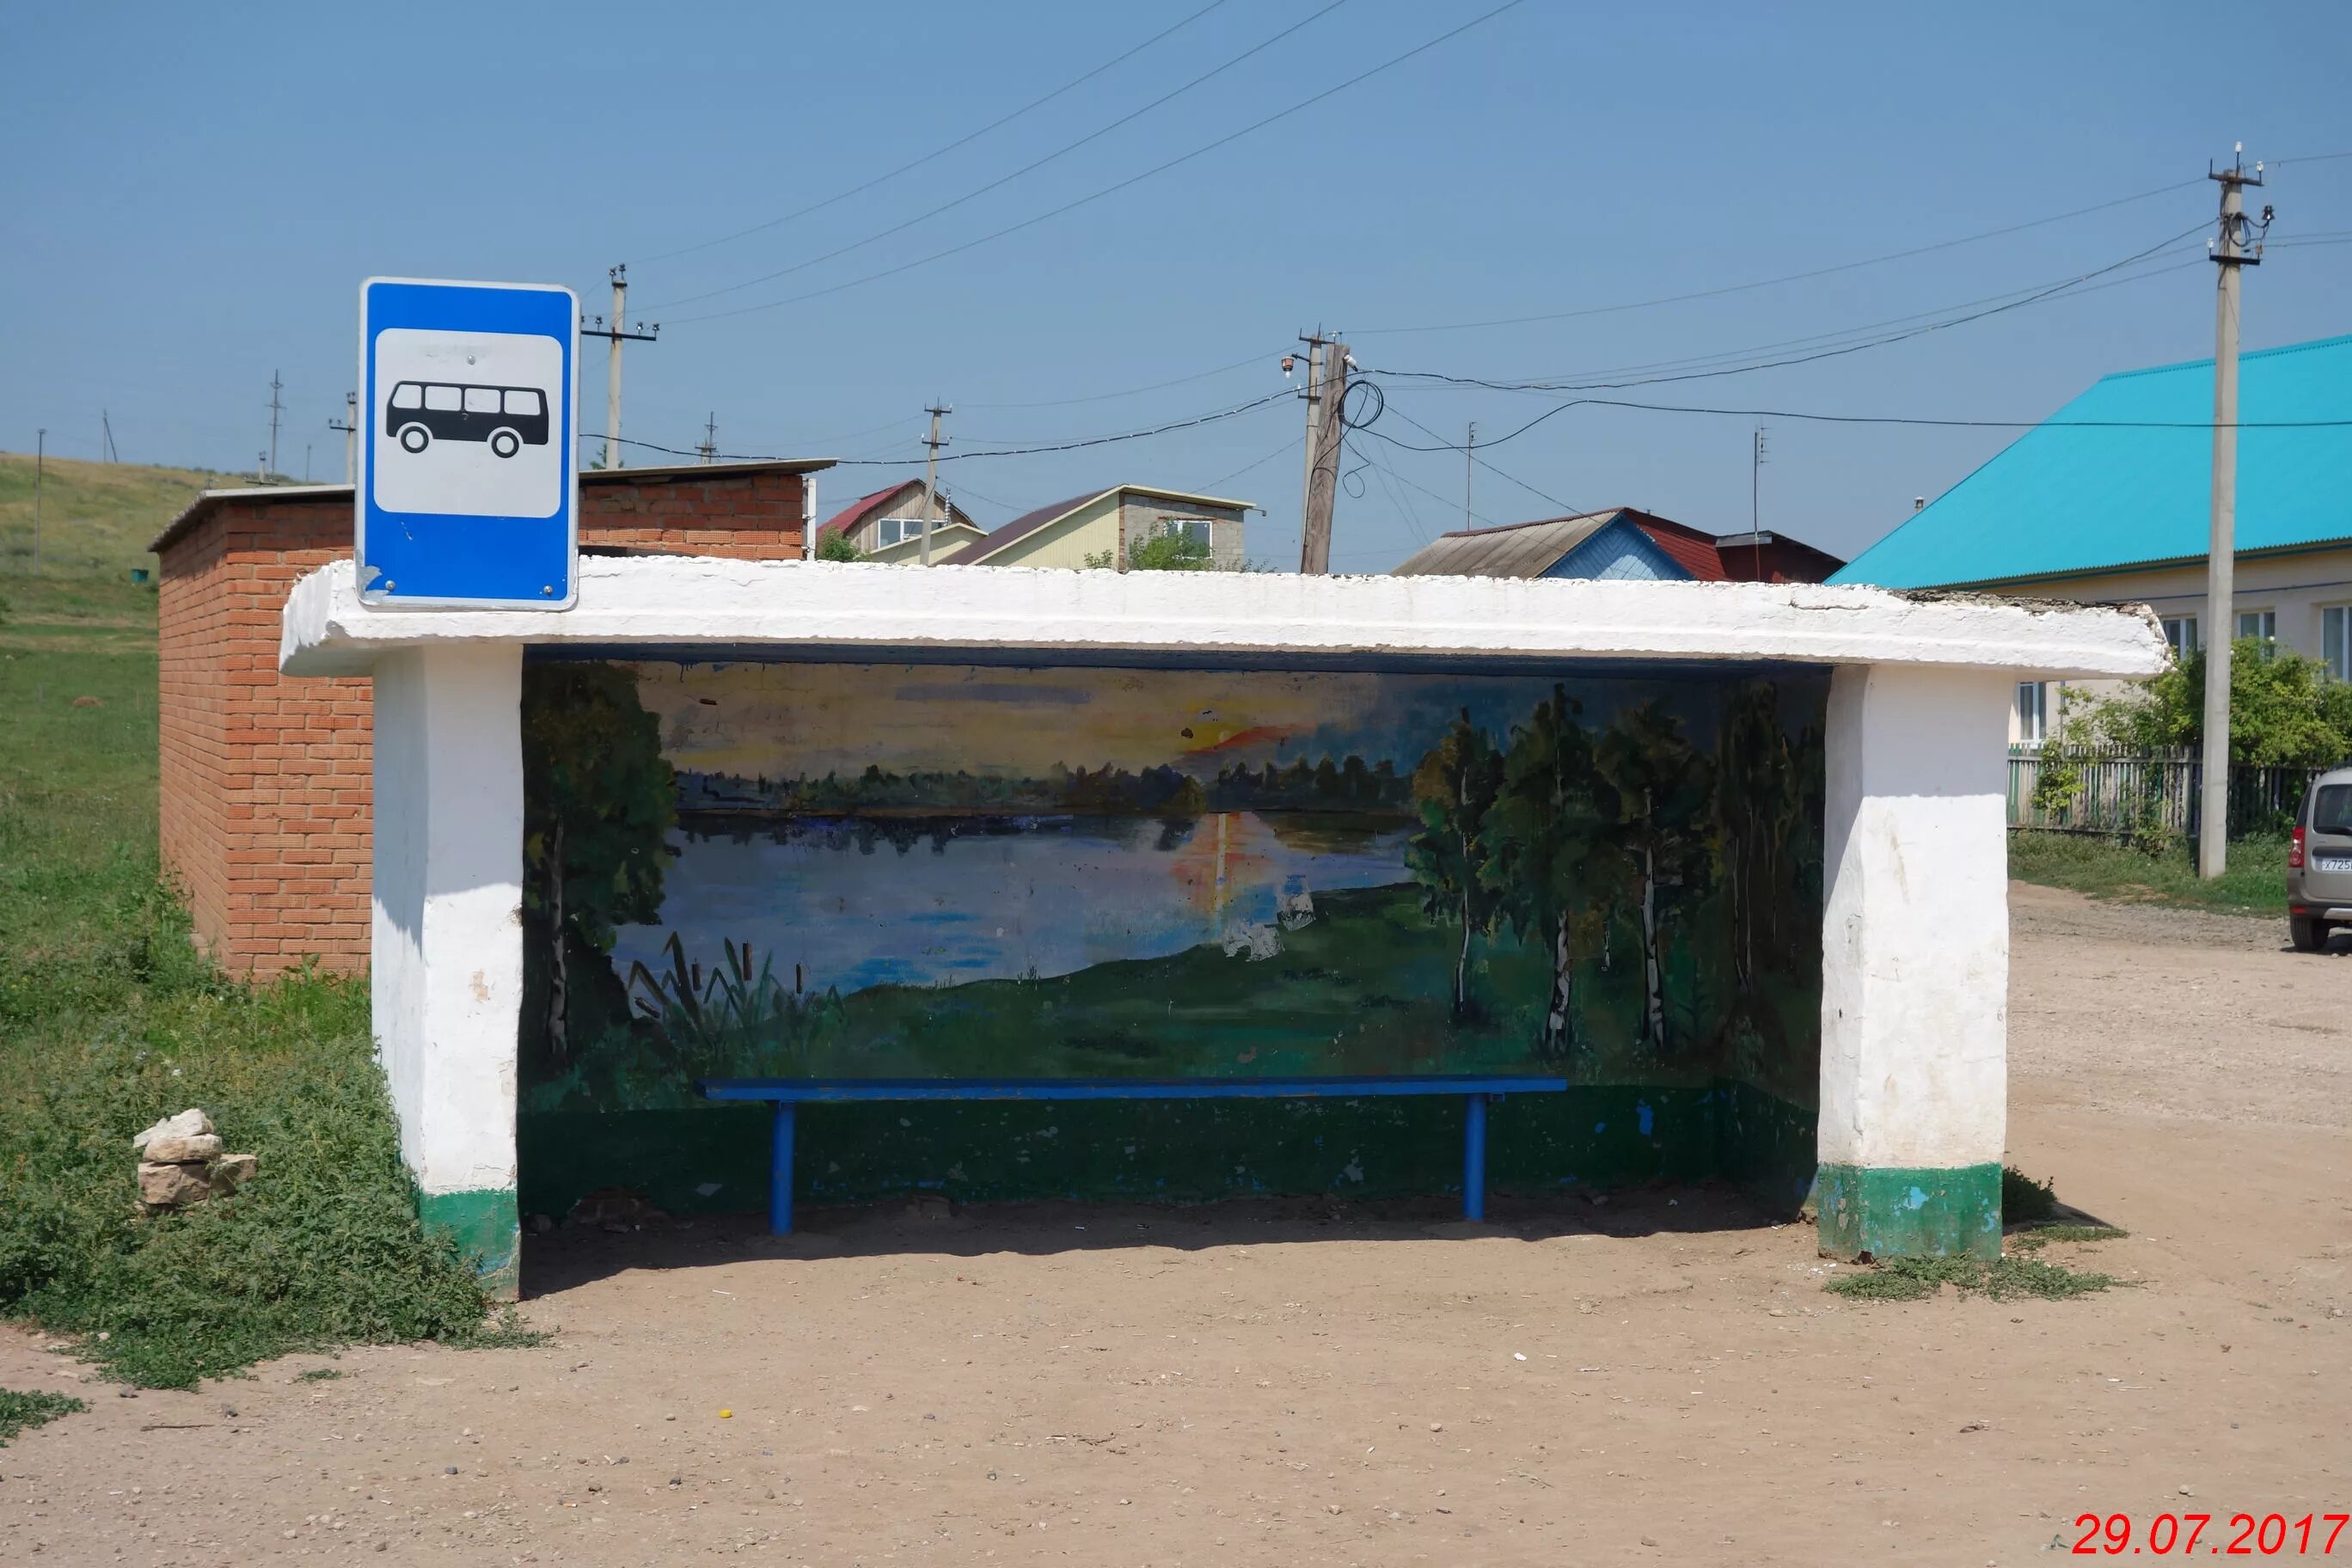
[1832, 331, 2352, 741]
[1392, 507, 1843, 584]
[818, 478, 984, 563]
[951, 484, 1255, 569]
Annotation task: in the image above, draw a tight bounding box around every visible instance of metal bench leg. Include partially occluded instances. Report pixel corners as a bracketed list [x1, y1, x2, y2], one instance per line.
[770, 1103, 796, 1235]
[1462, 1093, 1488, 1222]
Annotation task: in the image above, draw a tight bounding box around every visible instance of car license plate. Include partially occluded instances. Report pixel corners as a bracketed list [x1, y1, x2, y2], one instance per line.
[2316, 854, 2352, 873]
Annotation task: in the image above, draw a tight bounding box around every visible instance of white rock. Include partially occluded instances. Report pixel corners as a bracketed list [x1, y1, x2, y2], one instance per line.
[144, 1133, 224, 1163]
[210, 1153, 259, 1194]
[132, 1108, 214, 1153]
[138, 1161, 214, 1209]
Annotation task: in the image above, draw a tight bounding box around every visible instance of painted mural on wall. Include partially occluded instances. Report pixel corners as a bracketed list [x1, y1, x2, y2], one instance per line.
[518, 659, 1826, 1114]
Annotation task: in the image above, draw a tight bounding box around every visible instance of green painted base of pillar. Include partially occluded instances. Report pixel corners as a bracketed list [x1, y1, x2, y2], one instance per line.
[419, 1187, 521, 1302]
[1815, 1162, 2001, 1261]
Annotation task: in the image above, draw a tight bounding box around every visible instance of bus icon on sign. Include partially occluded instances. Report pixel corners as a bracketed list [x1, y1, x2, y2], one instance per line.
[386, 381, 550, 459]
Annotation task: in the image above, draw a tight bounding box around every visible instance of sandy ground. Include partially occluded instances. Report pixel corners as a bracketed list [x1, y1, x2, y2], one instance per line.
[3, 884, 2346, 1566]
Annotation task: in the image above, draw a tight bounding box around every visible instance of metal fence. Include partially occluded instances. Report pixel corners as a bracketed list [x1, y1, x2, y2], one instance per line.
[2006, 745, 2324, 839]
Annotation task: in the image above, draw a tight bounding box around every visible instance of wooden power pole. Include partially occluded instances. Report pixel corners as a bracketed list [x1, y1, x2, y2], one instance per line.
[2198, 144, 2267, 879]
[1295, 333, 1348, 574]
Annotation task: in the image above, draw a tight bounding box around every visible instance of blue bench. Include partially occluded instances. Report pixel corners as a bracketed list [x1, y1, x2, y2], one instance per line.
[695, 1075, 1571, 1234]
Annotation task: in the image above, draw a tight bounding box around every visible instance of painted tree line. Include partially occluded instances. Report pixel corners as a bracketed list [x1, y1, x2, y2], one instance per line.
[1405, 682, 1817, 1066]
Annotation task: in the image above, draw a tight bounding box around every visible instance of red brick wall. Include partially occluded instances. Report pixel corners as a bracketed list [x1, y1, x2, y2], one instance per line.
[157, 467, 810, 976]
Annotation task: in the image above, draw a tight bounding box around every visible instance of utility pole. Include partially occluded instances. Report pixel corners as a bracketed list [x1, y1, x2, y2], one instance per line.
[1289, 336, 1325, 566]
[328, 391, 358, 485]
[304, 443, 313, 482]
[2198, 144, 2269, 880]
[266, 369, 285, 477]
[1751, 426, 1769, 579]
[101, 409, 118, 463]
[1293, 332, 1347, 574]
[31, 428, 45, 573]
[579, 264, 658, 470]
[920, 402, 951, 567]
[697, 413, 720, 465]
[1465, 422, 1476, 530]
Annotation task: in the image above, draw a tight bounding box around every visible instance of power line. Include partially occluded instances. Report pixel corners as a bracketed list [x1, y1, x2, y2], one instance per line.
[646, 0, 1352, 313]
[1351, 177, 2208, 337]
[579, 386, 1294, 466]
[962, 352, 1270, 410]
[1377, 399, 1588, 516]
[1383, 248, 2209, 395]
[628, 0, 1235, 266]
[664, 0, 1532, 325]
[1365, 222, 2211, 401]
[1197, 432, 1302, 493]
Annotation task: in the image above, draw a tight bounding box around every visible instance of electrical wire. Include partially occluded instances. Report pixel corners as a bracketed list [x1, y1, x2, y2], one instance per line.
[961, 352, 1271, 409]
[662, 0, 1532, 325]
[1379, 399, 1588, 515]
[1365, 222, 2212, 401]
[1351, 178, 2208, 337]
[1197, 433, 1303, 493]
[578, 386, 1294, 466]
[1380, 248, 2208, 395]
[628, 0, 1235, 266]
[646, 0, 1352, 312]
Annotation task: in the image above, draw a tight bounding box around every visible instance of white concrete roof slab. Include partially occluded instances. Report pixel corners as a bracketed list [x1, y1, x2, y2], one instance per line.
[280, 554, 2169, 680]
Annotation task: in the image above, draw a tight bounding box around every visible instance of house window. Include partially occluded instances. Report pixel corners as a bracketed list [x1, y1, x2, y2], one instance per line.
[872, 517, 925, 548]
[1154, 516, 1213, 546]
[2159, 616, 2198, 658]
[2324, 605, 2351, 681]
[2015, 681, 2049, 744]
[2236, 608, 2276, 646]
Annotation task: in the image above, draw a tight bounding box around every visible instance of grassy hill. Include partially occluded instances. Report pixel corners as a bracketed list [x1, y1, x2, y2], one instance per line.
[0, 452, 244, 580]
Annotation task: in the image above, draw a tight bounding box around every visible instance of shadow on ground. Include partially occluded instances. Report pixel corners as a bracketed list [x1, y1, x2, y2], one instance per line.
[519, 1182, 1793, 1297]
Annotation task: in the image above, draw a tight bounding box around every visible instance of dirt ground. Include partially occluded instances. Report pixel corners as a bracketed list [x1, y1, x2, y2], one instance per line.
[4, 884, 2346, 1566]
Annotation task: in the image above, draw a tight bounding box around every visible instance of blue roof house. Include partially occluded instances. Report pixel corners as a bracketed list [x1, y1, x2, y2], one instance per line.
[1834, 332, 2352, 740]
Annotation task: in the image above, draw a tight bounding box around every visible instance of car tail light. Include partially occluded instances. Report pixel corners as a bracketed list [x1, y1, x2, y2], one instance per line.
[2289, 825, 2306, 869]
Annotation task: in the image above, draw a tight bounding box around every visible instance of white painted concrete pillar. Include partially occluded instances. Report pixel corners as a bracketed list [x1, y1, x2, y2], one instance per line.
[371, 644, 524, 1297]
[1816, 663, 2014, 1259]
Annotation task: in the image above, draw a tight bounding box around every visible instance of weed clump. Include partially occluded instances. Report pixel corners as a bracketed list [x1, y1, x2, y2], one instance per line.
[2001, 1166, 2061, 1223]
[0, 1387, 86, 1445]
[1825, 1253, 2124, 1302]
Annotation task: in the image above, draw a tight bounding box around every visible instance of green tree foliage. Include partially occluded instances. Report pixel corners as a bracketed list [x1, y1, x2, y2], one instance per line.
[1125, 529, 1216, 571]
[1483, 686, 1620, 1062]
[816, 531, 867, 562]
[2079, 638, 2352, 768]
[1406, 711, 1504, 1018]
[1596, 701, 1716, 1058]
[520, 664, 677, 1075]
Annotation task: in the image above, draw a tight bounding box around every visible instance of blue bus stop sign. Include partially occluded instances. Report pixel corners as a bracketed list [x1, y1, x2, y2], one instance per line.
[357, 278, 579, 609]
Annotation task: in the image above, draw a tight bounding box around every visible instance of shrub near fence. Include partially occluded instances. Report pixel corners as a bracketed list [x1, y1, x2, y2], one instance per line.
[2007, 745, 2324, 840]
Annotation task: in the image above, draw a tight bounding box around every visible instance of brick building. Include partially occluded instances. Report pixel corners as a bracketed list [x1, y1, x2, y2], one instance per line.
[152, 460, 830, 976]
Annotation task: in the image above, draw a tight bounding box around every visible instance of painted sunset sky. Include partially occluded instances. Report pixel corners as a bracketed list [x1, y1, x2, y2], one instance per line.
[622, 660, 1732, 780]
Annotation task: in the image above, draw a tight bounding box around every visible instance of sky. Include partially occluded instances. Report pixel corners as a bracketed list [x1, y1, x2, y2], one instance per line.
[3, 1, 2349, 572]
[632, 660, 1720, 777]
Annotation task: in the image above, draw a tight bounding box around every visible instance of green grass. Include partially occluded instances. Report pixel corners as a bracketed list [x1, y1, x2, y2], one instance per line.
[0, 1387, 87, 1445]
[294, 1367, 344, 1382]
[0, 622, 510, 1389]
[0, 453, 233, 580]
[1825, 1254, 2124, 1302]
[2008, 1224, 2128, 1250]
[2008, 829, 2291, 916]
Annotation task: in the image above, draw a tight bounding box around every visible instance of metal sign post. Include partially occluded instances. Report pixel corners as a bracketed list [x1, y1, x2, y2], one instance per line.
[356, 278, 580, 609]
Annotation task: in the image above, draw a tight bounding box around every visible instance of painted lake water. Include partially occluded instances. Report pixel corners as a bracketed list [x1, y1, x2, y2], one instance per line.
[613, 812, 1416, 996]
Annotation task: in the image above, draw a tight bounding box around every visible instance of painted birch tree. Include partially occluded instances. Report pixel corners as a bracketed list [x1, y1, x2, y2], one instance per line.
[1596, 700, 1715, 1058]
[1406, 710, 1504, 1020]
[1483, 685, 1621, 1063]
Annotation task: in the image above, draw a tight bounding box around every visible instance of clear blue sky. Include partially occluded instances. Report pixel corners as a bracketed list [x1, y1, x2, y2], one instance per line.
[3, 0, 2348, 569]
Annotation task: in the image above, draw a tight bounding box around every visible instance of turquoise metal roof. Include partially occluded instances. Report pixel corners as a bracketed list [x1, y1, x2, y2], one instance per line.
[1831, 332, 2352, 589]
